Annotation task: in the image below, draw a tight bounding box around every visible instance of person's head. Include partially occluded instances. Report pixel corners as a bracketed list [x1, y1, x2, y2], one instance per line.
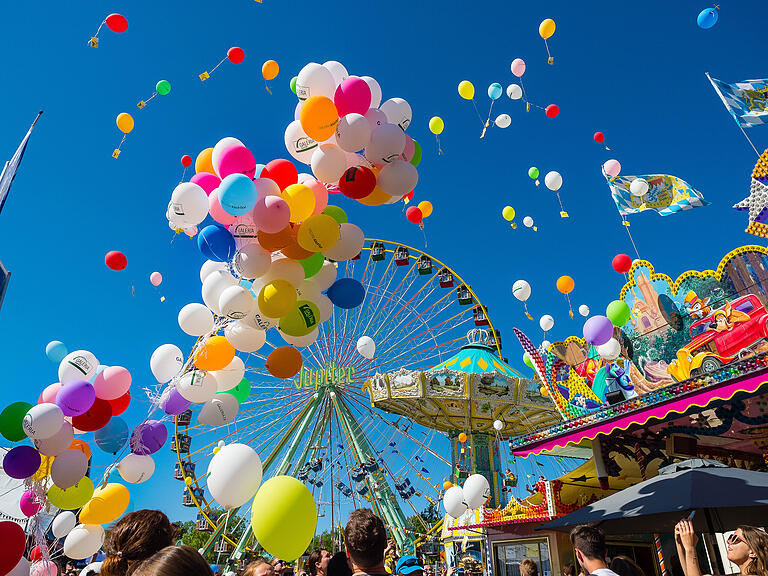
[132, 546, 212, 576]
[727, 526, 768, 574]
[344, 509, 387, 570]
[102, 510, 177, 576]
[609, 556, 645, 576]
[424, 566, 434, 576]
[243, 561, 274, 576]
[395, 556, 424, 576]
[562, 563, 576, 576]
[307, 551, 331, 576]
[520, 559, 538, 576]
[570, 525, 607, 571]
[271, 559, 286, 576]
[327, 552, 353, 576]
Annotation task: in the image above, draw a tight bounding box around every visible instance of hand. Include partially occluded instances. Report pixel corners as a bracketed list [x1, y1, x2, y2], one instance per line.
[446, 568, 456, 576]
[676, 519, 698, 549]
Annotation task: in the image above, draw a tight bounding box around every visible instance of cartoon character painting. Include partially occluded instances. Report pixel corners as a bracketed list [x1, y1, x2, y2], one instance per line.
[684, 290, 712, 320]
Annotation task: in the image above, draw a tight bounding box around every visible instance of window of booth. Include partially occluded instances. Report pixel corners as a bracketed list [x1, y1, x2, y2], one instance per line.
[493, 538, 551, 576]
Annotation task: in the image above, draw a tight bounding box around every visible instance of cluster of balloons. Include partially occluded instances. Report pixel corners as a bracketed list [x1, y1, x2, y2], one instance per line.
[405, 200, 433, 229]
[284, 61, 421, 207]
[89, 13, 127, 48]
[501, 206, 537, 231]
[582, 298, 632, 361]
[442, 473, 491, 518]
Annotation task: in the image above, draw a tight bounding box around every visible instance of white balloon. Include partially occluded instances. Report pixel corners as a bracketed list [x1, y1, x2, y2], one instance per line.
[493, 420, 504, 431]
[58, 350, 99, 385]
[242, 304, 279, 331]
[512, 280, 531, 302]
[51, 449, 88, 489]
[544, 171, 563, 192]
[443, 485, 468, 518]
[212, 137, 244, 176]
[578, 304, 590, 317]
[34, 421, 74, 456]
[150, 344, 184, 384]
[506, 84, 523, 100]
[258, 257, 305, 289]
[176, 369, 217, 403]
[219, 285, 254, 320]
[311, 143, 347, 183]
[630, 178, 649, 197]
[364, 108, 387, 133]
[52, 511, 77, 538]
[79, 563, 102, 576]
[211, 356, 245, 392]
[225, 321, 268, 353]
[463, 474, 491, 509]
[597, 338, 621, 361]
[117, 453, 155, 484]
[7, 557, 29, 576]
[494, 114, 511, 128]
[541, 339, 551, 350]
[198, 393, 240, 426]
[365, 123, 406, 165]
[206, 443, 263, 509]
[322, 223, 364, 261]
[201, 269, 237, 315]
[376, 160, 418, 199]
[296, 62, 335, 100]
[200, 260, 228, 283]
[314, 294, 334, 323]
[360, 76, 382, 108]
[539, 314, 554, 332]
[23, 403, 64, 440]
[63, 524, 105, 560]
[523, 216, 534, 228]
[312, 261, 338, 291]
[178, 303, 215, 336]
[322, 60, 349, 87]
[380, 98, 412, 131]
[284, 120, 318, 165]
[170, 182, 209, 227]
[356, 336, 376, 359]
[279, 328, 319, 348]
[234, 244, 271, 279]
[335, 114, 372, 153]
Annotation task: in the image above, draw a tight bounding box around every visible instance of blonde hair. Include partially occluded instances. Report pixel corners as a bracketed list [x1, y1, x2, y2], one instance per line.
[739, 526, 768, 576]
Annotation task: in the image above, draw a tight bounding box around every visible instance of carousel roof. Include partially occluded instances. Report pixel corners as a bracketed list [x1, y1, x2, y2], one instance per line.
[431, 344, 519, 378]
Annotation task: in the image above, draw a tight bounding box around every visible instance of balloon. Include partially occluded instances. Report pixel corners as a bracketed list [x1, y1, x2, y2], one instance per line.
[117, 454, 155, 484]
[697, 7, 718, 29]
[3, 446, 41, 479]
[366, 123, 406, 165]
[594, 132, 605, 143]
[23, 403, 64, 440]
[545, 104, 559, 118]
[523, 352, 534, 369]
[284, 121, 318, 164]
[159, 386, 190, 416]
[266, 347, 303, 379]
[603, 159, 621, 178]
[181, 154, 193, 167]
[198, 225, 236, 262]
[334, 76, 371, 117]
[300, 96, 339, 143]
[250, 476, 316, 560]
[487, 83, 503, 100]
[443, 486, 467, 518]
[130, 420, 167, 455]
[502, 206, 516, 221]
[218, 174, 258, 216]
[256, 279, 296, 319]
[94, 417, 129, 454]
[458, 80, 475, 100]
[34, 421, 74, 457]
[10, 558, 30, 576]
[495, 114, 511, 128]
[46, 341, 68, 363]
[540, 386, 549, 397]
[406, 206, 423, 224]
[377, 160, 418, 198]
[150, 272, 162, 287]
[463, 474, 490, 509]
[539, 18, 556, 39]
[252, 195, 291, 234]
[597, 338, 621, 361]
[71, 399, 112, 432]
[79, 483, 130, 525]
[219, 285, 254, 320]
[630, 178, 649, 197]
[39, 383, 60, 405]
[170, 181, 209, 227]
[195, 148, 215, 175]
[219, 147, 257, 180]
[0, 402, 33, 441]
[52, 511, 77, 538]
[579, 305, 590, 317]
[528, 167, 539, 179]
[512, 280, 531, 301]
[63, 524, 105, 560]
[222, 376, 251, 404]
[583, 315, 614, 346]
[296, 62, 335, 100]
[202, 269, 238, 315]
[93, 366, 131, 401]
[311, 144, 347, 183]
[0, 521, 25, 576]
[280, 301, 320, 337]
[210, 357, 245, 393]
[612, 254, 632, 273]
[263, 159, 298, 191]
[606, 300, 631, 327]
[50, 449, 88, 489]
[360, 76, 381, 108]
[544, 171, 563, 191]
[234, 244, 270, 280]
[506, 84, 523, 100]
[31, 562, 56, 576]
[105, 13, 128, 33]
[322, 223, 363, 261]
[327, 278, 365, 309]
[56, 380, 95, 417]
[458, 432, 468, 443]
[338, 166, 375, 200]
[493, 419, 503, 431]
[224, 322, 267, 353]
[193, 336, 236, 372]
[356, 336, 375, 359]
[105, 250, 127, 271]
[178, 303, 215, 336]
[429, 117, 444, 135]
[262, 59, 279, 81]
[282, 184, 316, 222]
[556, 275, 574, 294]
[116, 113, 133, 134]
[227, 47, 245, 63]
[511, 58, 526, 77]
[312, 261, 338, 291]
[297, 214, 340, 253]
[190, 172, 221, 195]
[199, 393, 240, 427]
[150, 344, 184, 383]
[539, 315, 554, 331]
[380, 98, 412, 131]
[418, 201, 433, 218]
[335, 113, 371, 153]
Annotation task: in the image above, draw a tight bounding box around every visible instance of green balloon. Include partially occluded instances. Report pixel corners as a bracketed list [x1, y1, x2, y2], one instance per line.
[224, 377, 251, 404]
[522, 352, 534, 370]
[528, 167, 539, 179]
[322, 205, 348, 225]
[47, 477, 95, 510]
[299, 252, 324, 278]
[0, 401, 32, 441]
[290, 76, 298, 94]
[410, 139, 422, 167]
[606, 299, 631, 327]
[156, 80, 171, 95]
[279, 300, 320, 337]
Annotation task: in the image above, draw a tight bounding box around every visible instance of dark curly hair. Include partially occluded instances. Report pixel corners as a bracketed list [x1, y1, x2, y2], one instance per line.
[101, 510, 177, 576]
[343, 509, 386, 570]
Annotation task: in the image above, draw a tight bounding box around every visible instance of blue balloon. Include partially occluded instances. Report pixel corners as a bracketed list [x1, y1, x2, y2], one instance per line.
[198, 225, 237, 262]
[95, 417, 129, 454]
[254, 164, 267, 178]
[218, 174, 258, 217]
[327, 278, 365, 309]
[488, 83, 503, 100]
[697, 7, 718, 29]
[45, 340, 68, 363]
[210, 566, 219, 574]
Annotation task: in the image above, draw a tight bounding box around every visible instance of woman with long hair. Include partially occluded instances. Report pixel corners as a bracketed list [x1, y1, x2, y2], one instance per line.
[609, 556, 645, 576]
[101, 510, 177, 576]
[132, 546, 213, 576]
[676, 520, 768, 576]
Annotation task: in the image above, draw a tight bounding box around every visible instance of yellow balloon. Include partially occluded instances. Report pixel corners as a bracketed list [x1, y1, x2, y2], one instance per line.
[297, 214, 340, 252]
[458, 80, 475, 100]
[279, 300, 320, 337]
[251, 476, 317, 561]
[79, 483, 130, 525]
[357, 186, 391, 207]
[539, 386, 549, 397]
[195, 147, 215, 175]
[258, 279, 297, 318]
[539, 18, 556, 40]
[116, 113, 134, 134]
[47, 477, 95, 511]
[458, 432, 467, 443]
[502, 206, 516, 221]
[417, 201, 433, 218]
[429, 117, 444, 135]
[282, 184, 316, 223]
[33, 455, 54, 482]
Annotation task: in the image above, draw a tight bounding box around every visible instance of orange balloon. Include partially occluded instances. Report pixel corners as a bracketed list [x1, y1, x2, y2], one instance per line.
[299, 96, 339, 142]
[357, 186, 392, 207]
[458, 432, 468, 443]
[258, 226, 293, 252]
[262, 60, 279, 81]
[443, 481, 453, 491]
[266, 346, 303, 379]
[281, 226, 314, 260]
[193, 336, 236, 371]
[556, 275, 575, 294]
[195, 147, 215, 175]
[69, 439, 92, 461]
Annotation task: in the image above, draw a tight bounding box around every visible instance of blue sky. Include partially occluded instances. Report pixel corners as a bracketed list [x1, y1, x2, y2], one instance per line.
[0, 0, 766, 524]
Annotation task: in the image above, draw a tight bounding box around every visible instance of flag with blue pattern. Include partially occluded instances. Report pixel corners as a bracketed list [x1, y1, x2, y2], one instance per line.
[609, 174, 708, 217]
[708, 75, 768, 128]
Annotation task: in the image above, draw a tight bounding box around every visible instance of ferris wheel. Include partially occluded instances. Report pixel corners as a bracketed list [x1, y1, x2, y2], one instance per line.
[171, 239, 503, 559]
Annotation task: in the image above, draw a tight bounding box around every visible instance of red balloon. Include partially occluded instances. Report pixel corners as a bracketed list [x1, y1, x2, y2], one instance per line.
[594, 132, 605, 143]
[403, 191, 414, 202]
[0, 520, 25, 576]
[545, 104, 559, 118]
[108, 390, 131, 417]
[105, 251, 127, 271]
[338, 167, 376, 200]
[30, 546, 44, 563]
[72, 398, 112, 432]
[612, 253, 632, 274]
[227, 47, 245, 64]
[105, 13, 128, 33]
[406, 206, 423, 224]
[181, 154, 192, 167]
[262, 159, 298, 191]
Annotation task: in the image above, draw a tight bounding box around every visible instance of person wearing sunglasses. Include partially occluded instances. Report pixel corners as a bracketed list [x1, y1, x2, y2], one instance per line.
[675, 519, 768, 576]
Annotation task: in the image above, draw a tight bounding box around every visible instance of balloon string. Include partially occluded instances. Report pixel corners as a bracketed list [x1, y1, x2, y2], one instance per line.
[144, 92, 158, 105]
[265, 80, 272, 95]
[180, 166, 188, 183]
[420, 224, 427, 248]
[565, 294, 574, 318]
[470, 99, 485, 128]
[209, 56, 227, 75]
[524, 303, 533, 321]
[117, 134, 127, 151]
[435, 135, 444, 156]
[545, 39, 553, 64]
[480, 100, 495, 138]
[555, 191, 567, 213]
[90, 20, 105, 42]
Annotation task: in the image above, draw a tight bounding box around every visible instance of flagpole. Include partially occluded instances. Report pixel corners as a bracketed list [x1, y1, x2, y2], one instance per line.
[0, 110, 43, 216]
[706, 73, 760, 157]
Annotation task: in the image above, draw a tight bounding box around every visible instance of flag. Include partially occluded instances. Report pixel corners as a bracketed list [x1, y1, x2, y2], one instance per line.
[707, 74, 768, 128]
[0, 111, 43, 215]
[608, 174, 708, 217]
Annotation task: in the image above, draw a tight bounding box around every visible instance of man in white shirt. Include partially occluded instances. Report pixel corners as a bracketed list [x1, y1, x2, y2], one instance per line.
[570, 525, 621, 576]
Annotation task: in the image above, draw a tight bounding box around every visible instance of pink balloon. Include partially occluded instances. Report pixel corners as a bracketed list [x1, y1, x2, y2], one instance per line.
[20, 490, 41, 517]
[334, 76, 372, 117]
[218, 146, 256, 179]
[39, 383, 61, 404]
[364, 108, 387, 132]
[603, 159, 622, 178]
[400, 135, 415, 162]
[305, 179, 329, 214]
[150, 271, 162, 286]
[252, 195, 290, 233]
[190, 172, 221, 196]
[253, 177, 281, 200]
[209, 188, 237, 226]
[93, 366, 131, 401]
[31, 562, 57, 576]
[511, 58, 526, 78]
[229, 210, 259, 248]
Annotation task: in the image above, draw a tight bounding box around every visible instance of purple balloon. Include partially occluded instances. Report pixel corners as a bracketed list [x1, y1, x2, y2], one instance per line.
[56, 380, 95, 417]
[3, 445, 41, 479]
[160, 386, 191, 416]
[130, 420, 167, 455]
[583, 315, 614, 346]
